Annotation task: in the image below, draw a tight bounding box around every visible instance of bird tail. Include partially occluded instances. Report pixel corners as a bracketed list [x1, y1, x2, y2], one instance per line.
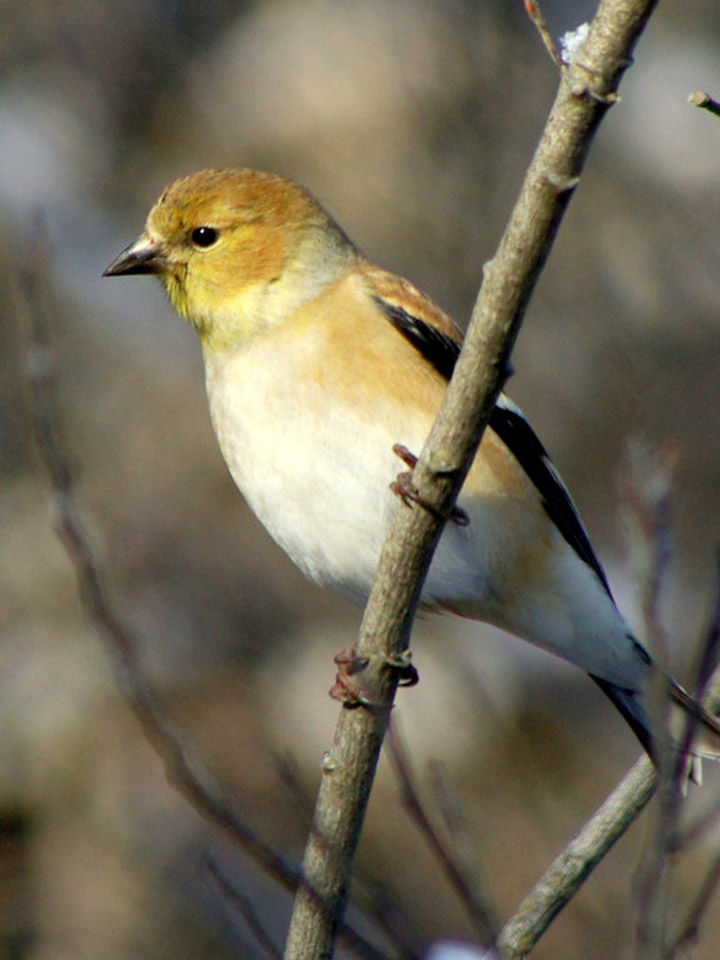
[670, 680, 720, 760]
[592, 674, 720, 784]
[591, 675, 654, 756]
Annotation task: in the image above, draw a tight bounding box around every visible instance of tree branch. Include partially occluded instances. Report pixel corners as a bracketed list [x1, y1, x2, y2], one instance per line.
[387, 723, 499, 942]
[496, 756, 656, 959]
[283, 1, 661, 957]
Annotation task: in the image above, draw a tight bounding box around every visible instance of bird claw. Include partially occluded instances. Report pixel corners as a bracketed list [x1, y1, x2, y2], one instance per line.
[329, 646, 419, 706]
[393, 443, 419, 471]
[391, 444, 469, 527]
[330, 647, 373, 706]
[386, 649, 419, 687]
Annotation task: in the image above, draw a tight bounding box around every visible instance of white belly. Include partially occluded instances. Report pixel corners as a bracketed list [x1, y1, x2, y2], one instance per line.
[203, 338, 648, 693]
[204, 340, 490, 608]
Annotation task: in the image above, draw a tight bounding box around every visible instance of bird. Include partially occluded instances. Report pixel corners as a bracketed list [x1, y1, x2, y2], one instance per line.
[104, 167, 720, 763]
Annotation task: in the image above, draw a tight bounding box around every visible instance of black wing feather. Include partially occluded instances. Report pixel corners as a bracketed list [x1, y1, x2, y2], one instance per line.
[488, 401, 613, 599]
[376, 295, 612, 597]
[377, 298, 461, 379]
[377, 295, 657, 751]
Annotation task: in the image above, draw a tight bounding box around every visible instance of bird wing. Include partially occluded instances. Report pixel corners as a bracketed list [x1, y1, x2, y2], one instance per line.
[371, 289, 613, 597]
[371, 286, 663, 752]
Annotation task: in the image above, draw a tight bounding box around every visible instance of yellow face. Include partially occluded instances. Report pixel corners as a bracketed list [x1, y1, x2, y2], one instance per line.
[105, 168, 352, 347]
[145, 169, 309, 325]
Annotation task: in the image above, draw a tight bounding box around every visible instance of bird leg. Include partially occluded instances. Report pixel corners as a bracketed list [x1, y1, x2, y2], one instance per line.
[391, 444, 469, 526]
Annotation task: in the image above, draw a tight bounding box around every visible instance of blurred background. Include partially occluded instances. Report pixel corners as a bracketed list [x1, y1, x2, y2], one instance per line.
[3, 0, 720, 957]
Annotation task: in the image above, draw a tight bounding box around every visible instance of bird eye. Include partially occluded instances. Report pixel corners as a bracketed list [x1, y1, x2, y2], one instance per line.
[191, 226, 219, 248]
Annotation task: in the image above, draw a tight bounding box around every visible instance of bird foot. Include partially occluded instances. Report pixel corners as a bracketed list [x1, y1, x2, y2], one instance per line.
[391, 444, 469, 526]
[330, 646, 419, 707]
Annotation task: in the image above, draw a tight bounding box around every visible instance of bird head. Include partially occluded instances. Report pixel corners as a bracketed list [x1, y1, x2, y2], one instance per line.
[104, 168, 356, 347]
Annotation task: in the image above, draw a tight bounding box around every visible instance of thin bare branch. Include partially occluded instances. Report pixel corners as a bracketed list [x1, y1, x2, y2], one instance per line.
[690, 546, 720, 708]
[17, 222, 388, 960]
[496, 757, 656, 959]
[496, 537, 720, 960]
[666, 849, 720, 959]
[427, 759, 500, 941]
[665, 559, 720, 957]
[670, 549, 720, 850]
[619, 441, 681, 960]
[283, 1, 661, 957]
[207, 857, 283, 960]
[688, 90, 720, 117]
[522, 0, 561, 66]
[387, 724, 498, 943]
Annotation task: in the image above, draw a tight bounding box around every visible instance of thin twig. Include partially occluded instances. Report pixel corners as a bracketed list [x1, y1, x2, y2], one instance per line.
[678, 788, 720, 851]
[523, 0, 561, 66]
[670, 549, 720, 851]
[688, 90, 720, 118]
[665, 849, 720, 958]
[274, 752, 316, 822]
[665, 564, 720, 957]
[619, 451, 720, 959]
[19, 225, 295, 883]
[427, 759, 500, 941]
[207, 857, 283, 960]
[496, 757, 656, 959]
[17, 222, 388, 960]
[619, 441, 680, 960]
[689, 546, 720, 709]
[387, 724, 498, 943]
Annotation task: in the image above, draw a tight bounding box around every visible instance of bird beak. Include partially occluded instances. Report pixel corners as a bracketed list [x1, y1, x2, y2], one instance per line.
[103, 235, 168, 277]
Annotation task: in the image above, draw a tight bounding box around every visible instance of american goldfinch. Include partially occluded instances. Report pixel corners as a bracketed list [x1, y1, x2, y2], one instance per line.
[104, 168, 719, 758]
